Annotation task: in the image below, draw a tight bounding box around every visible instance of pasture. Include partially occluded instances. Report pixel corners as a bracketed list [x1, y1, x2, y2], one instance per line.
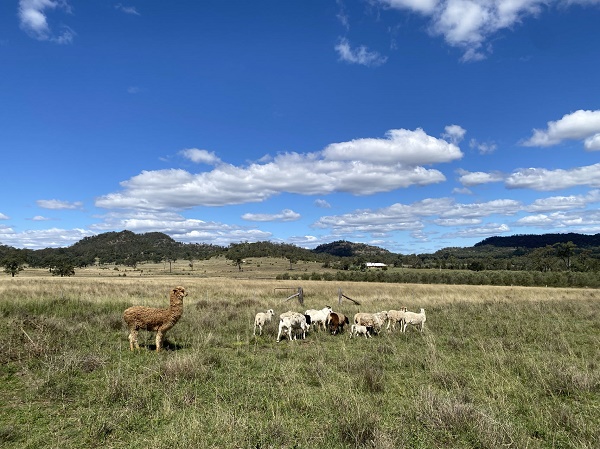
[1, 273, 600, 448]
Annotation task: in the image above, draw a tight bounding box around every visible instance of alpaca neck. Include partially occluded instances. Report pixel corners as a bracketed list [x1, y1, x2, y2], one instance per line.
[169, 299, 184, 320]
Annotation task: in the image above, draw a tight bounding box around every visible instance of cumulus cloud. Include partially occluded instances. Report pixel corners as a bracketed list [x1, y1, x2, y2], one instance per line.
[242, 209, 301, 222]
[90, 211, 272, 246]
[18, 0, 74, 43]
[0, 227, 94, 249]
[335, 37, 388, 67]
[323, 128, 463, 165]
[37, 199, 83, 210]
[313, 197, 520, 236]
[377, 0, 551, 61]
[522, 110, 600, 148]
[96, 128, 459, 210]
[180, 148, 221, 165]
[458, 169, 504, 186]
[442, 125, 466, 144]
[506, 163, 600, 191]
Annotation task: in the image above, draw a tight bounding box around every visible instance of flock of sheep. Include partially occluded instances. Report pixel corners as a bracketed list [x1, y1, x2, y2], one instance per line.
[122, 286, 427, 352]
[254, 305, 427, 342]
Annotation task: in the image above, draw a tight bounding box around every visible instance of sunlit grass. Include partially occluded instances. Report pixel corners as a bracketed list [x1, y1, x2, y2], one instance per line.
[1, 274, 600, 447]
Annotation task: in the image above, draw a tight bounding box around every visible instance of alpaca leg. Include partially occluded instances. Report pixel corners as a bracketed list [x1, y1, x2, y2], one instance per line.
[156, 331, 164, 351]
[128, 330, 139, 350]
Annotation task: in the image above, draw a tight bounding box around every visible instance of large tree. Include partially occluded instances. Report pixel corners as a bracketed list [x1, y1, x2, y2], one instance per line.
[2, 253, 25, 277]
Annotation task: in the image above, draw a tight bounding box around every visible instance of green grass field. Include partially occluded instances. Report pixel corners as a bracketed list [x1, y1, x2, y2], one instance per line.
[1, 269, 600, 448]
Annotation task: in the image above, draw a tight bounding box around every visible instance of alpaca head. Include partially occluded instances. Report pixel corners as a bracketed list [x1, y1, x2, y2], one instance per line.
[170, 286, 187, 304]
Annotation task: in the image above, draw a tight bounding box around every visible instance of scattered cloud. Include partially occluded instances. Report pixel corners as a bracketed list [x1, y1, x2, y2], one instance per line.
[442, 124, 466, 144]
[315, 199, 331, 208]
[458, 169, 504, 186]
[179, 148, 221, 165]
[242, 209, 301, 222]
[335, 37, 388, 67]
[469, 138, 497, 154]
[522, 109, 600, 148]
[376, 0, 555, 61]
[96, 128, 459, 210]
[36, 199, 83, 210]
[115, 3, 140, 15]
[127, 86, 141, 94]
[18, 0, 74, 43]
[0, 213, 10, 220]
[0, 227, 94, 249]
[31, 215, 51, 221]
[506, 163, 600, 191]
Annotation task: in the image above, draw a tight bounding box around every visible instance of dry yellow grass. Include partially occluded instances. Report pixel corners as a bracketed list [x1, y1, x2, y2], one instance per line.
[3, 270, 598, 310]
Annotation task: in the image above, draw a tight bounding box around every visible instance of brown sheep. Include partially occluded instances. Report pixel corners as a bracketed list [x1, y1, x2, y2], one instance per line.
[123, 286, 187, 351]
[327, 312, 349, 335]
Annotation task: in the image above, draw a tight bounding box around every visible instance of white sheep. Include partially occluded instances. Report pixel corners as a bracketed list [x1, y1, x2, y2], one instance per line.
[349, 324, 371, 339]
[354, 311, 387, 335]
[304, 306, 332, 331]
[277, 311, 311, 342]
[387, 307, 408, 331]
[253, 309, 275, 336]
[402, 308, 426, 333]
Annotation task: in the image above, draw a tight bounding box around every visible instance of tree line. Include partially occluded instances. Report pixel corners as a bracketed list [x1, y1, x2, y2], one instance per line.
[2, 231, 600, 284]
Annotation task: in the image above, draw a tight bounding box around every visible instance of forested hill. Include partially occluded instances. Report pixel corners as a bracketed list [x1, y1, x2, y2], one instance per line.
[475, 233, 600, 249]
[313, 240, 392, 258]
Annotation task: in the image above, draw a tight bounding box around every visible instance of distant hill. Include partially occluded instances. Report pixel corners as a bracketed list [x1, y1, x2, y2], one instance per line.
[475, 233, 600, 249]
[313, 240, 392, 258]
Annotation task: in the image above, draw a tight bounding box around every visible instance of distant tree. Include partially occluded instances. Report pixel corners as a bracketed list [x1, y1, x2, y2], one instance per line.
[50, 260, 75, 277]
[2, 253, 25, 277]
[554, 241, 576, 271]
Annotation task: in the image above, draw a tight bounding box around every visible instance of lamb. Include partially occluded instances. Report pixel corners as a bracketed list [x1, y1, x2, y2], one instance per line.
[349, 324, 372, 339]
[123, 286, 187, 351]
[402, 308, 426, 333]
[253, 309, 275, 336]
[327, 311, 350, 335]
[304, 306, 332, 331]
[277, 311, 312, 342]
[387, 307, 408, 331]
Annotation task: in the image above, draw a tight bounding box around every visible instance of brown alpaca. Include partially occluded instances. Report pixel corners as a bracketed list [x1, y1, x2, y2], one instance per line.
[123, 286, 187, 351]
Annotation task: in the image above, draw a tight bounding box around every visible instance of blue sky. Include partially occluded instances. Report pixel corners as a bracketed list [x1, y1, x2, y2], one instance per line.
[1, 0, 600, 254]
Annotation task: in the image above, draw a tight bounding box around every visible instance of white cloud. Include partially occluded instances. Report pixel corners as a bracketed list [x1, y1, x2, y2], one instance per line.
[18, 0, 74, 43]
[96, 128, 456, 210]
[525, 191, 600, 212]
[377, 0, 548, 61]
[522, 110, 600, 148]
[313, 197, 520, 237]
[458, 169, 504, 186]
[0, 227, 94, 249]
[442, 124, 466, 144]
[469, 138, 497, 154]
[180, 148, 221, 165]
[0, 213, 9, 220]
[90, 211, 272, 246]
[506, 163, 600, 191]
[323, 128, 463, 165]
[443, 223, 510, 238]
[242, 209, 301, 222]
[37, 199, 83, 210]
[335, 37, 388, 67]
[31, 215, 51, 221]
[381, 0, 438, 14]
[115, 4, 140, 15]
[314, 199, 331, 208]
